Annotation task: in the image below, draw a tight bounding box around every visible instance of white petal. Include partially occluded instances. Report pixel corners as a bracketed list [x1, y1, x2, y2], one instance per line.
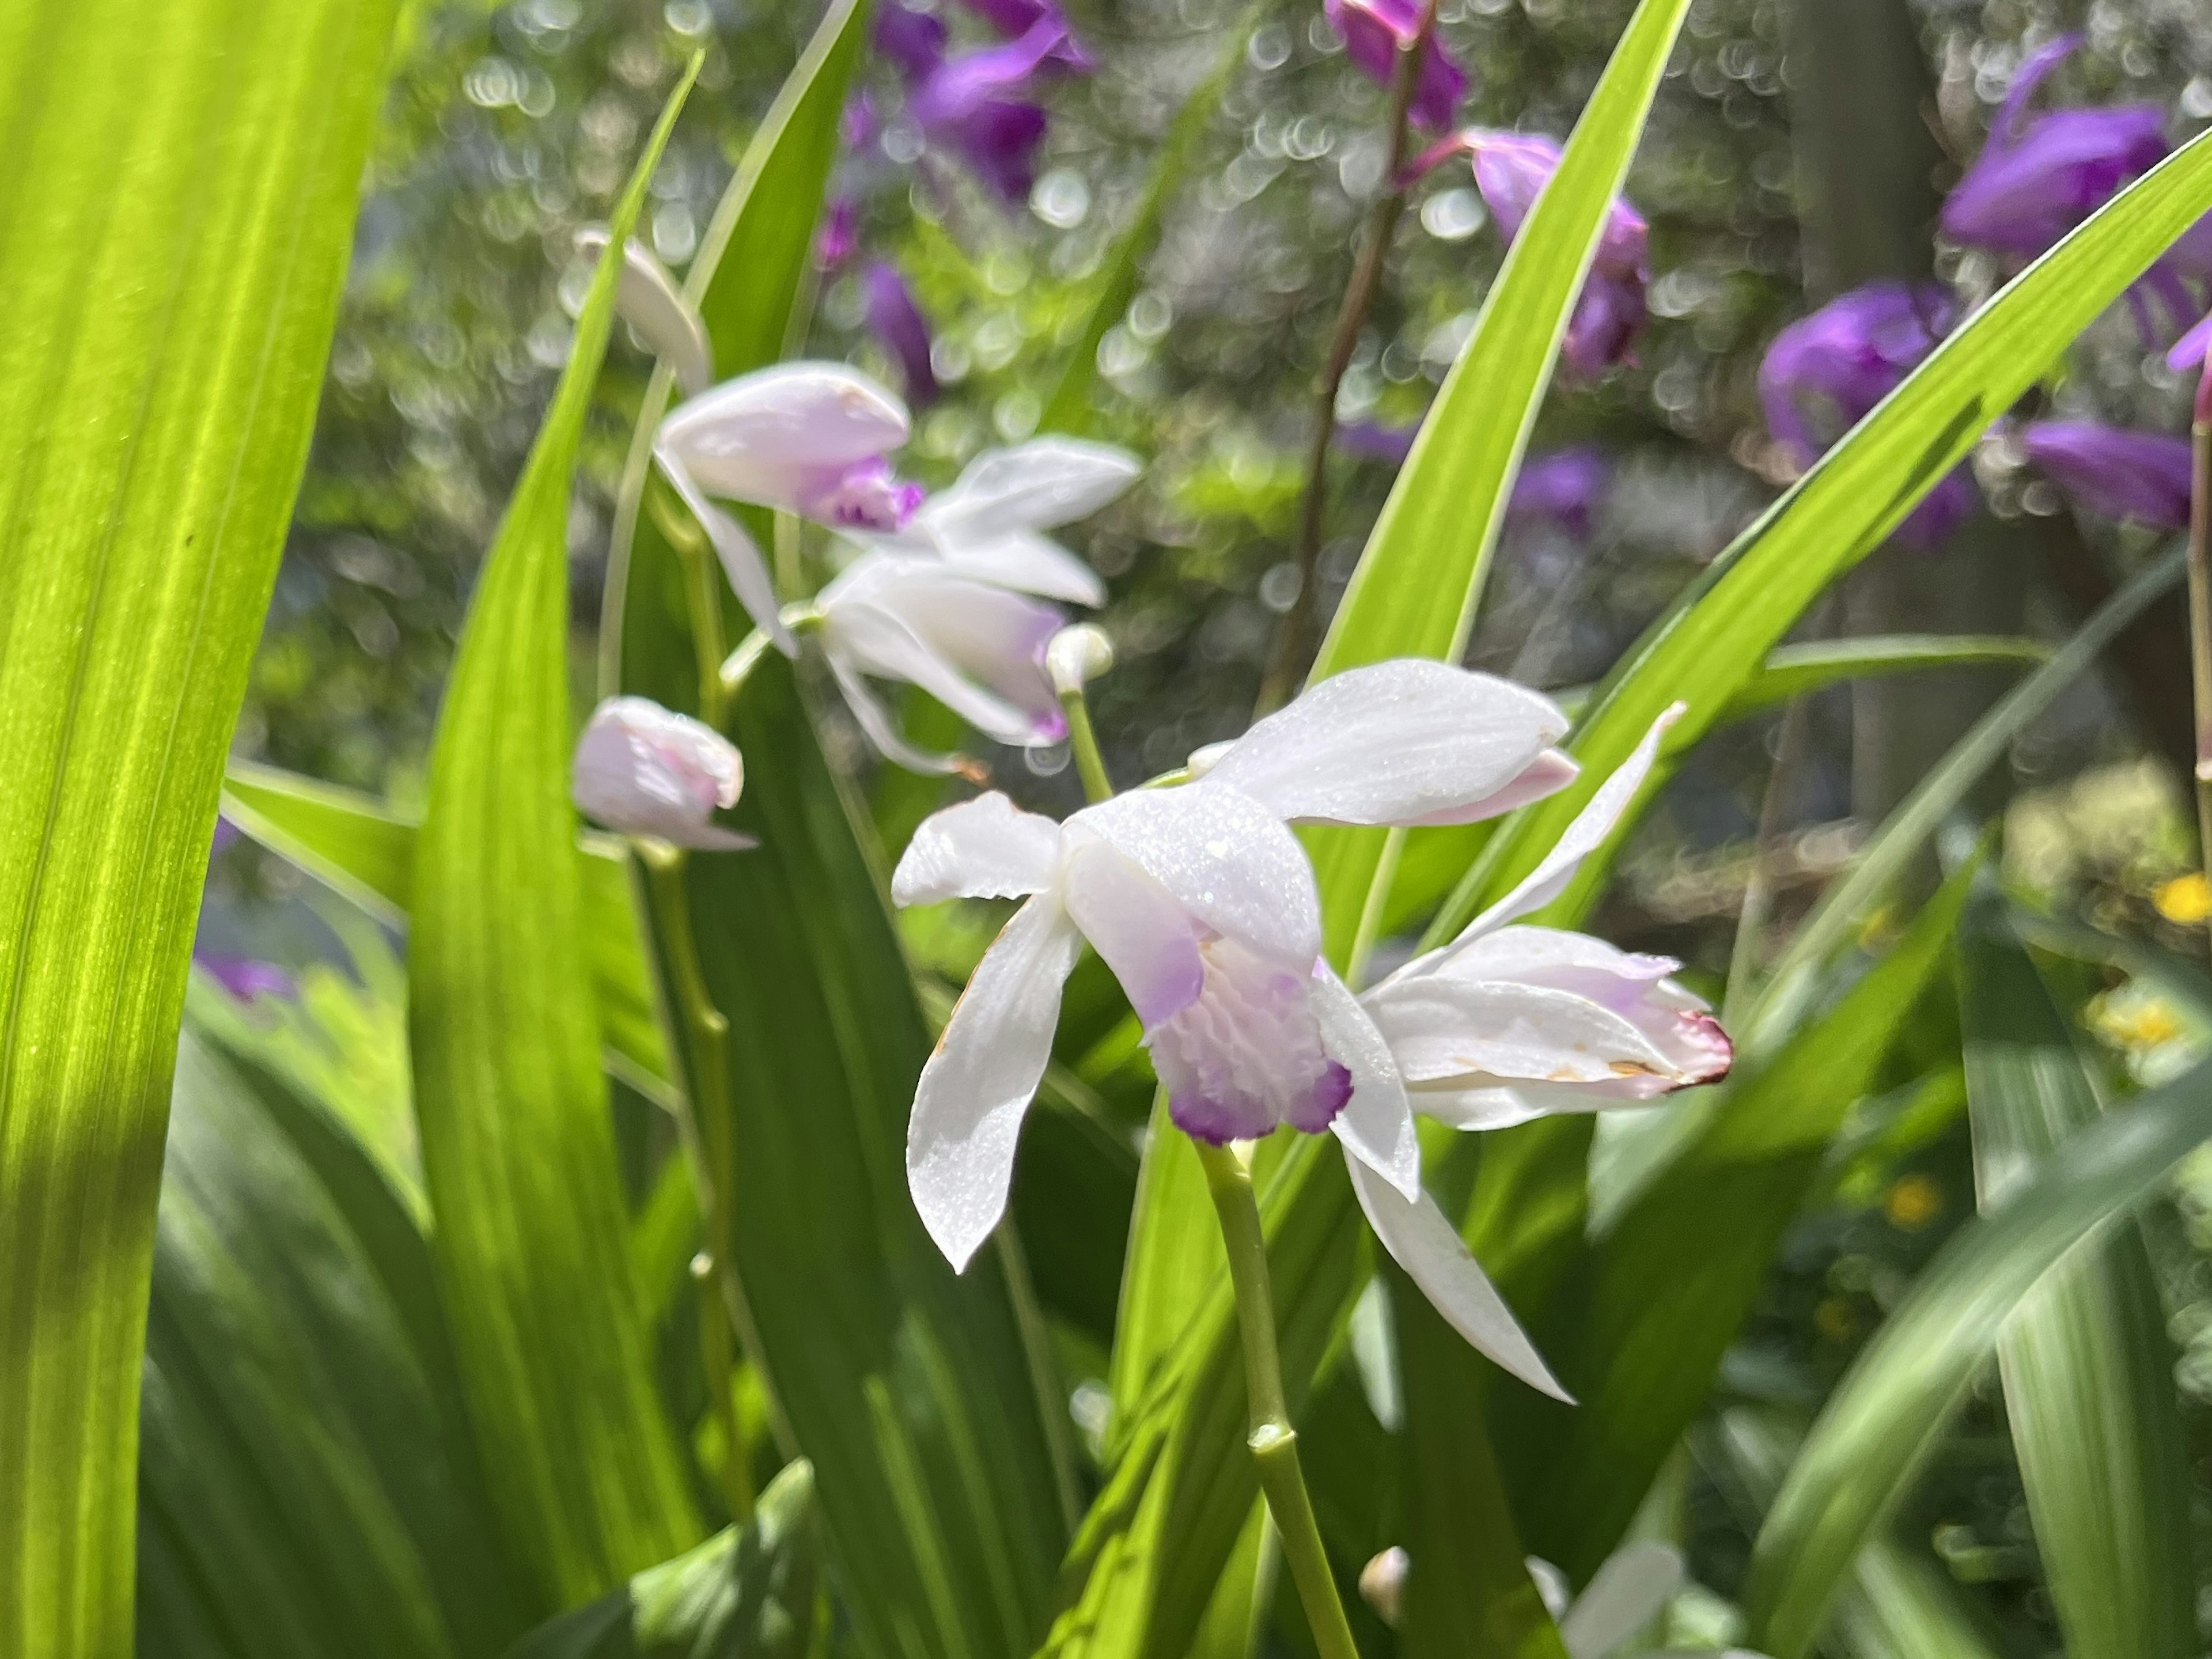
[577, 229, 714, 397]
[1347, 1152, 1570, 1402]
[824, 652, 969, 777]
[1526, 1558, 1574, 1623]
[656, 446, 796, 654]
[908, 895, 1084, 1271]
[824, 594, 1048, 748]
[1407, 1083, 1554, 1131]
[892, 790, 1062, 906]
[1313, 964, 1421, 1199]
[1060, 843, 1205, 1024]
[1410, 747, 1578, 828]
[1362, 977, 1688, 1089]
[1560, 1543, 1683, 1659]
[928, 437, 1141, 538]
[943, 529, 1108, 607]
[571, 696, 753, 850]
[1070, 783, 1323, 967]
[1202, 660, 1572, 828]
[1450, 703, 1683, 942]
[661, 361, 909, 479]
[1421, 924, 1685, 991]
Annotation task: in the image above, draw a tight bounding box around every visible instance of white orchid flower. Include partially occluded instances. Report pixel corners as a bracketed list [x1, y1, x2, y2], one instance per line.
[571, 696, 753, 851]
[812, 438, 1141, 773]
[574, 229, 714, 399]
[891, 658, 1582, 1396]
[867, 435, 1141, 605]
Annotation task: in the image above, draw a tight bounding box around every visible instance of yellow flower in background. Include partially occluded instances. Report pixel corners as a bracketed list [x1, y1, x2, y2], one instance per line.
[2155, 872, 2212, 925]
[1885, 1173, 1943, 1230]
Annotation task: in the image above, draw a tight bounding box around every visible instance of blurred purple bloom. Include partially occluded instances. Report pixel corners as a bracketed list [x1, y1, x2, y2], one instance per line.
[1506, 445, 1611, 538]
[817, 196, 859, 272]
[2169, 309, 2212, 370]
[842, 90, 880, 151]
[210, 816, 242, 857]
[865, 262, 940, 407]
[1941, 35, 2167, 257]
[876, 1, 948, 82]
[1335, 420, 1417, 464]
[195, 952, 297, 1004]
[1452, 130, 1648, 376]
[911, 21, 1062, 202]
[1323, 0, 1467, 132]
[954, 0, 1096, 73]
[1760, 282, 1978, 548]
[2021, 419, 2193, 529]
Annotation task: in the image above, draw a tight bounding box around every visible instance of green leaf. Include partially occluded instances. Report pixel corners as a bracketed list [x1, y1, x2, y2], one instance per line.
[503, 1460, 823, 1659]
[1499, 857, 1977, 1582]
[1741, 1052, 2212, 1657]
[1748, 544, 2184, 1047]
[221, 761, 676, 1104]
[409, 67, 704, 1607]
[1036, 0, 1262, 435]
[1956, 889, 2194, 1659]
[1302, 0, 1696, 957]
[1432, 127, 2212, 946]
[139, 1006, 532, 1658]
[0, 0, 400, 1644]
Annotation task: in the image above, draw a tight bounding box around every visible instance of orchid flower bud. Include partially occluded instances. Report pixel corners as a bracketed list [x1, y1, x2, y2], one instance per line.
[862, 262, 940, 408]
[1322, 0, 1467, 131]
[1045, 623, 1113, 696]
[574, 228, 714, 399]
[1357, 1547, 1408, 1628]
[572, 696, 753, 851]
[660, 362, 922, 533]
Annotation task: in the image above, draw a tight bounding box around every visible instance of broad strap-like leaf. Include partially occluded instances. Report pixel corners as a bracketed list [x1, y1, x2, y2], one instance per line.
[1303, 0, 1696, 957]
[0, 0, 400, 1647]
[140, 1007, 531, 1658]
[222, 761, 675, 1101]
[503, 1460, 823, 1659]
[409, 67, 703, 1607]
[1957, 891, 2195, 1659]
[1434, 133, 2212, 943]
[1741, 1053, 2212, 1657]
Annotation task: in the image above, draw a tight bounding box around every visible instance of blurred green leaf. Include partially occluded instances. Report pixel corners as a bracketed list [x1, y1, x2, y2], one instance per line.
[221, 761, 676, 1104]
[409, 67, 704, 1607]
[1499, 857, 1976, 1582]
[1956, 889, 2194, 1659]
[1303, 0, 1696, 960]
[139, 1006, 532, 1657]
[503, 1460, 822, 1659]
[1741, 1051, 2212, 1657]
[1431, 130, 2212, 947]
[0, 0, 400, 1643]
[1038, 0, 1262, 435]
[1749, 546, 2184, 1048]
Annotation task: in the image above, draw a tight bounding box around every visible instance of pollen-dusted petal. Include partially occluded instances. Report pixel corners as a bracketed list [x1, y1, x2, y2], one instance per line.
[572, 695, 754, 851]
[1071, 782, 1323, 967]
[892, 790, 1063, 906]
[908, 895, 1085, 1270]
[1201, 660, 1573, 830]
[1346, 1152, 1570, 1401]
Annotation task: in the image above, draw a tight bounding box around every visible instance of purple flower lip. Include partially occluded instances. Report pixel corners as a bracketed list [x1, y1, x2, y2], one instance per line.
[2020, 419, 2193, 530]
[1323, 0, 1468, 132]
[1506, 445, 1611, 538]
[862, 262, 939, 407]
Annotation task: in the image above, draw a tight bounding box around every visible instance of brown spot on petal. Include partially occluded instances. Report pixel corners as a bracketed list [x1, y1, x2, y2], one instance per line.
[1608, 1060, 1661, 1078]
[952, 755, 993, 787]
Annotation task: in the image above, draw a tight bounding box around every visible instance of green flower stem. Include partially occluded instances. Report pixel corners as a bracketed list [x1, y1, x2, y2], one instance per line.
[648, 475, 730, 726]
[642, 846, 752, 1522]
[1060, 683, 1116, 805]
[1192, 1139, 1361, 1659]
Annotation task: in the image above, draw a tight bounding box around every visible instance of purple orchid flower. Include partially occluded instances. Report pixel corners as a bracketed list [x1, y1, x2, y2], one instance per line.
[1334, 420, 1418, 464]
[864, 262, 941, 407]
[1759, 281, 1978, 548]
[1437, 130, 1649, 377]
[1506, 445, 1611, 538]
[910, 21, 1062, 202]
[953, 0, 1097, 74]
[842, 90, 880, 151]
[2169, 309, 2212, 371]
[194, 953, 300, 1004]
[1942, 36, 2168, 260]
[2020, 419, 2193, 529]
[1323, 0, 1468, 132]
[817, 196, 860, 273]
[876, 1, 949, 82]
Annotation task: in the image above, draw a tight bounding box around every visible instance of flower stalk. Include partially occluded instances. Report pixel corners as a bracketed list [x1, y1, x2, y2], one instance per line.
[1192, 1139, 1361, 1659]
[1259, 0, 1441, 712]
[2188, 358, 2212, 959]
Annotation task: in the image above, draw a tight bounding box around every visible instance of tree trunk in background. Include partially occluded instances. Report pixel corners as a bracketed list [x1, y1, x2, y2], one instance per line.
[1787, 0, 2027, 834]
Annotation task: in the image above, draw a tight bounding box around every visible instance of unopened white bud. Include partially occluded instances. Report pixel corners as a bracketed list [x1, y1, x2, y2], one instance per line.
[1046, 624, 1115, 698]
[1358, 1546, 1408, 1628]
[1183, 740, 1234, 780]
[576, 227, 715, 398]
[573, 696, 753, 852]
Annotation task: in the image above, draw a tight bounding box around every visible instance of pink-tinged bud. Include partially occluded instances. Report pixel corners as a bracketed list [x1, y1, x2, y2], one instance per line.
[572, 696, 753, 851]
[1322, 0, 1467, 131]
